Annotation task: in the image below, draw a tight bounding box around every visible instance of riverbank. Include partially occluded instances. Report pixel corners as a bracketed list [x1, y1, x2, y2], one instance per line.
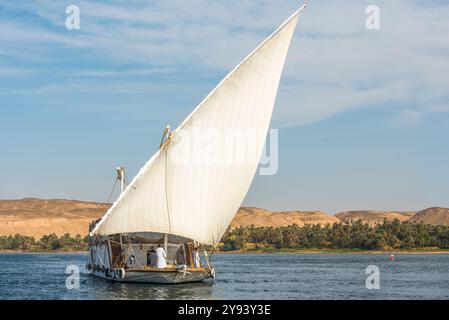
[2, 248, 449, 254]
[217, 248, 449, 254]
[0, 249, 87, 254]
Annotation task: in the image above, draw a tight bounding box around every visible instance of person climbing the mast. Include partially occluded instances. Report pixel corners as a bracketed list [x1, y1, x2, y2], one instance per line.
[160, 124, 172, 149]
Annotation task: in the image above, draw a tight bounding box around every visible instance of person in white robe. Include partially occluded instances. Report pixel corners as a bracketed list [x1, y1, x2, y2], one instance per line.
[193, 247, 201, 268]
[156, 245, 167, 269]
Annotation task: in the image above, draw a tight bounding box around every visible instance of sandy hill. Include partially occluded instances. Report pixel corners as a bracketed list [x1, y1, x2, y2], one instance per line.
[0, 199, 340, 238]
[407, 207, 449, 226]
[335, 210, 416, 226]
[0, 198, 110, 238]
[2, 199, 448, 238]
[230, 207, 340, 229]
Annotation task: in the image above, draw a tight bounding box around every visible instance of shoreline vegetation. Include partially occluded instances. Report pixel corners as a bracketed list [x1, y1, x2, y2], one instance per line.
[2, 248, 449, 255]
[1, 220, 449, 254]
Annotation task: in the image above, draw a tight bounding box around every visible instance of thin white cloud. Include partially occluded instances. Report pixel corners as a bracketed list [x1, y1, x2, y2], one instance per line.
[0, 66, 33, 77]
[390, 109, 423, 128]
[1, 0, 448, 128]
[73, 67, 175, 77]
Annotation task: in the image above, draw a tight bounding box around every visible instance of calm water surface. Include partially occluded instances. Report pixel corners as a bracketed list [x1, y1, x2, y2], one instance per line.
[0, 253, 448, 299]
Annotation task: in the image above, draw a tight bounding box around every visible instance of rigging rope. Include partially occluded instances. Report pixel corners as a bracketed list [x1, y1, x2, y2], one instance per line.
[127, 236, 143, 267]
[96, 249, 105, 267]
[106, 178, 118, 204]
[163, 141, 172, 233]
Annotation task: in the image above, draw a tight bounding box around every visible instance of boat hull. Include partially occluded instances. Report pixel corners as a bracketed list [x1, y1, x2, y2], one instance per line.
[90, 268, 212, 284]
[86, 233, 215, 284]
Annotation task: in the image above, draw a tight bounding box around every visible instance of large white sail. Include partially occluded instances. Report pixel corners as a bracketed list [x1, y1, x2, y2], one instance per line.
[91, 5, 305, 246]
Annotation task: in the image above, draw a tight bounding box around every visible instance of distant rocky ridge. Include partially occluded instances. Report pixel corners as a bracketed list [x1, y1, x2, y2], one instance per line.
[0, 198, 448, 238]
[231, 207, 340, 228]
[335, 210, 416, 226]
[407, 207, 449, 226]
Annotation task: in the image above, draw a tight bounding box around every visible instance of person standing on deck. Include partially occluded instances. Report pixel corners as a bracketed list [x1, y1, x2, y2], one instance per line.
[193, 247, 201, 268]
[148, 247, 157, 267]
[156, 244, 167, 268]
[175, 246, 186, 265]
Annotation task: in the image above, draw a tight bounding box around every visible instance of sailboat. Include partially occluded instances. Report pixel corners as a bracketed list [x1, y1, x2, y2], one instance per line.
[86, 4, 306, 284]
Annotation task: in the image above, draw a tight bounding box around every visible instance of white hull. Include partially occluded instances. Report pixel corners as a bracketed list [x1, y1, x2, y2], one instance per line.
[86, 233, 215, 284]
[90, 268, 212, 284]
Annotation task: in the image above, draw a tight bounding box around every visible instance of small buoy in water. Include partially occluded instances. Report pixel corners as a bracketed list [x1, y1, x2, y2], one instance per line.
[389, 254, 395, 261]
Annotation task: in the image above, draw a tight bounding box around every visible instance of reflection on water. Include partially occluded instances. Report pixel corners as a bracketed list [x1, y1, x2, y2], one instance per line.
[87, 279, 215, 300]
[0, 252, 448, 299]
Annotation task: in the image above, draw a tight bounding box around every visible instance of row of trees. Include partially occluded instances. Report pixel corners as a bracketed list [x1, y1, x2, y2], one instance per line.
[2, 220, 449, 252]
[220, 220, 449, 251]
[0, 233, 87, 251]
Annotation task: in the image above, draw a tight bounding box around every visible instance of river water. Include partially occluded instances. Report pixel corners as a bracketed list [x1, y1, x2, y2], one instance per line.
[0, 253, 447, 299]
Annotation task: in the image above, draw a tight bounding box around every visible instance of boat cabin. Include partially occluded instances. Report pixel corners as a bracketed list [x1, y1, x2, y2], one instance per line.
[87, 220, 213, 283]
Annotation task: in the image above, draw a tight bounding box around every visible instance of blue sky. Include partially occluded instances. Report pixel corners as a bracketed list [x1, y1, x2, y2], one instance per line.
[1, 0, 448, 214]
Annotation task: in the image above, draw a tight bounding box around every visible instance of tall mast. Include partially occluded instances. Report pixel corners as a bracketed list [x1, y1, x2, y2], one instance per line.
[163, 234, 168, 255]
[116, 166, 126, 195]
[159, 125, 172, 253]
[116, 167, 126, 248]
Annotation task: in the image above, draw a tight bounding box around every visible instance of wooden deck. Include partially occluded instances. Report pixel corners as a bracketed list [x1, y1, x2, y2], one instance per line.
[127, 266, 209, 273]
